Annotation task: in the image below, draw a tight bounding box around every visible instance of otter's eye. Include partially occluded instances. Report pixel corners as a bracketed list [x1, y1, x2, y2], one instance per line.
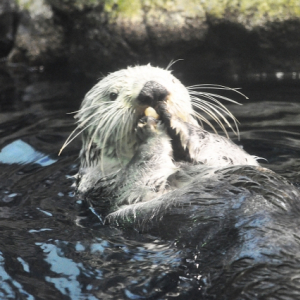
[109, 92, 118, 101]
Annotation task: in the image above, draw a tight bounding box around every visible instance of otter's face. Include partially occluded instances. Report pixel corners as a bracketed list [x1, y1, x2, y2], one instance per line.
[61, 64, 240, 176]
[93, 65, 195, 119]
[74, 65, 196, 169]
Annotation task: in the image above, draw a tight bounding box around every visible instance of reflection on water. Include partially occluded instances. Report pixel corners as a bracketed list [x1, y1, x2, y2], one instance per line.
[0, 65, 300, 299]
[0, 139, 57, 166]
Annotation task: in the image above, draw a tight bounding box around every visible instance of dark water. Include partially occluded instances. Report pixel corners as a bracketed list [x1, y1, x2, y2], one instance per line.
[1, 65, 300, 300]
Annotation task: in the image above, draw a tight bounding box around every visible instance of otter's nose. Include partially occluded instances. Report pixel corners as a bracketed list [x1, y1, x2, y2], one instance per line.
[137, 81, 169, 106]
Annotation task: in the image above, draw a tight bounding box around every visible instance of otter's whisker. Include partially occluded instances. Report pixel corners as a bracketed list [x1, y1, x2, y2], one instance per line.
[99, 106, 129, 173]
[187, 84, 248, 99]
[85, 120, 104, 162]
[59, 126, 81, 155]
[66, 103, 103, 115]
[116, 118, 127, 163]
[77, 102, 119, 139]
[191, 96, 239, 131]
[86, 103, 119, 151]
[197, 99, 240, 128]
[108, 106, 128, 145]
[114, 111, 125, 162]
[192, 102, 229, 136]
[199, 92, 242, 107]
[59, 118, 100, 155]
[204, 104, 239, 136]
[166, 59, 183, 70]
[190, 92, 240, 135]
[191, 109, 219, 135]
[193, 102, 238, 137]
[59, 107, 107, 155]
[116, 108, 133, 161]
[117, 108, 131, 156]
[189, 91, 241, 109]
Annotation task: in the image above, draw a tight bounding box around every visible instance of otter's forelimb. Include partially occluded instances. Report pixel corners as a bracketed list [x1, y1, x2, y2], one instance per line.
[112, 116, 178, 207]
[157, 102, 259, 167]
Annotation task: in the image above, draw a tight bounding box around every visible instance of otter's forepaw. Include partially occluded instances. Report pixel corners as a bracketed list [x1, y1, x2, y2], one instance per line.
[136, 116, 165, 142]
[156, 101, 193, 161]
[156, 102, 172, 126]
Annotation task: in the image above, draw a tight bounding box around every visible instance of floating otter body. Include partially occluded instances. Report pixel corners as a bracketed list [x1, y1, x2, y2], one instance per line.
[63, 65, 300, 299]
[63, 65, 258, 195]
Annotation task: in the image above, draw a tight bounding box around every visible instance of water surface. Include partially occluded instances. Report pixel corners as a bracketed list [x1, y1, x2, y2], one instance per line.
[0, 66, 300, 299]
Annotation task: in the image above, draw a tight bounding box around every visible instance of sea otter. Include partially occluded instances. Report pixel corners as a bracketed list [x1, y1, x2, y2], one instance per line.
[62, 65, 300, 299]
[61, 65, 258, 194]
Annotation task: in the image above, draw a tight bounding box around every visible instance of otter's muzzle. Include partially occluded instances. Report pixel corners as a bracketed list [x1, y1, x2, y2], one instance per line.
[137, 81, 169, 106]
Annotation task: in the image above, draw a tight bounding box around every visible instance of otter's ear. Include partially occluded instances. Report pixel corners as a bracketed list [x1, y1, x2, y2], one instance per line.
[109, 92, 118, 101]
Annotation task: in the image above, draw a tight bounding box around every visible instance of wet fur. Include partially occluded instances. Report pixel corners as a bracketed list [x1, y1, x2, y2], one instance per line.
[67, 65, 300, 299]
[86, 115, 300, 299]
[63, 65, 258, 196]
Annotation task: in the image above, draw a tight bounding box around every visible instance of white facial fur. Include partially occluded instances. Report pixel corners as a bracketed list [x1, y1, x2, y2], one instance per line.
[75, 65, 196, 171]
[61, 64, 256, 195]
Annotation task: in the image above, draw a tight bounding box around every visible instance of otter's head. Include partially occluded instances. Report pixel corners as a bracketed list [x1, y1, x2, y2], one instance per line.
[60, 64, 240, 175]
